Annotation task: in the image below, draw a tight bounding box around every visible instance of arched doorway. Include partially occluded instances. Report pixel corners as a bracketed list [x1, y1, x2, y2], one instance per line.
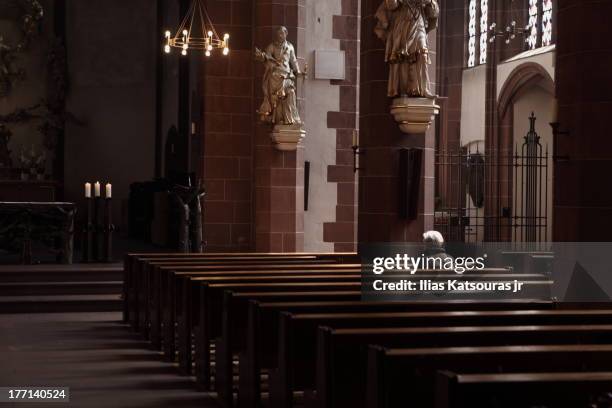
[490, 62, 555, 242]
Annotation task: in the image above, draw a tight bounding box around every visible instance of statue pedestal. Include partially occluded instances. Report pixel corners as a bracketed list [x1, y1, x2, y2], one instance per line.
[390, 97, 440, 134]
[270, 124, 306, 151]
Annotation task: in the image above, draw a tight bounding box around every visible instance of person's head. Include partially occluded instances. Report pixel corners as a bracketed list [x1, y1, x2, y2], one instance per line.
[275, 26, 288, 43]
[423, 230, 445, 247]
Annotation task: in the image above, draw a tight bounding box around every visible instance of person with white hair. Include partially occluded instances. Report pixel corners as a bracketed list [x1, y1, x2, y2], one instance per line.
[422, 230, 453, 263]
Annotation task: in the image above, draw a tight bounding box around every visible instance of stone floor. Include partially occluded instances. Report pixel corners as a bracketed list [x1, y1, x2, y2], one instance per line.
[0, 312, 219, 407]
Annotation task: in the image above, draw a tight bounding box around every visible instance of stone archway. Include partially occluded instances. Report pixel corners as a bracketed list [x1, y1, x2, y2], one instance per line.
[486, 62, 555, 241]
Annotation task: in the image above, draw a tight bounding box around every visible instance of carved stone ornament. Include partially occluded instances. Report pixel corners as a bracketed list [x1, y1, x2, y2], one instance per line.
[255, 26, 307, 151]
[270, 124, 306, 151]
[390, 97, 440, 134]
[374, 0, 440, 134]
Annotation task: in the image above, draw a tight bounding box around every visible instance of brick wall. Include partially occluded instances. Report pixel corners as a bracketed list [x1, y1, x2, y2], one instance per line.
[201, 0, 254, 251]
[357, 0, 436, 243]
[323, 0, 359, 252]
[553, 0, 612, 241]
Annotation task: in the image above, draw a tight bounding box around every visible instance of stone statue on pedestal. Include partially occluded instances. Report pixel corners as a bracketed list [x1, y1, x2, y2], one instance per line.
[375, 0, 440, 134]
[254, 26, 307, 150]
[255, 26, 306, 125]
[374, 0, 439, 98]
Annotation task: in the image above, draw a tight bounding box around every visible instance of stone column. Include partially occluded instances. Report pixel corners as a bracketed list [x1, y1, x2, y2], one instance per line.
[253, 1, 306, 251]
[357, 0, 436, 244]
[553, 0, 612, 241]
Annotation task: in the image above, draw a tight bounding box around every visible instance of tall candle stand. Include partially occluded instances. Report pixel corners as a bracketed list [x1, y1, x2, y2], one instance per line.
[104, 197, 114, 262]
[93, 195, 104, 261]
[82, 197, 94, 262]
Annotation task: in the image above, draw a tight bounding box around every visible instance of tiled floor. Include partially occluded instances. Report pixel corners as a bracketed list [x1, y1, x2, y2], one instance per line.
[0, 312, 219, 407]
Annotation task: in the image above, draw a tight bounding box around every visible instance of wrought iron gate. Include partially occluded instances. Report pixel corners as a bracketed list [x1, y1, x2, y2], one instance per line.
[434, 113, 551, 243]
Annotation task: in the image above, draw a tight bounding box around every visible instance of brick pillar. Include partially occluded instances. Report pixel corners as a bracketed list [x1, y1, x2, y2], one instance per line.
[253, 1, 306, 251]
[357, 0, 435, 244]
[553, 0, 612, 241]
[323, 0, 360, 252]
[202, 0, 254, 251]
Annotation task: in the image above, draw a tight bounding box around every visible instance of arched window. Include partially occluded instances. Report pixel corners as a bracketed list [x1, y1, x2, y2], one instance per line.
[541, 0, 553, 46]
[467, 0, 554, 66]
[479, 0, 489, 64]
[467, 0, 488, 67]
[527, 0, 554, 50]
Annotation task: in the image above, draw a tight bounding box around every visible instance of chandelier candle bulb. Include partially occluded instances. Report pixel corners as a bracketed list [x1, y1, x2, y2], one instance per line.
[105, 183, 112, 199]
[85, 182, 91, 198]
[94, 181, 100, 197]
[163, 0, 230, 56]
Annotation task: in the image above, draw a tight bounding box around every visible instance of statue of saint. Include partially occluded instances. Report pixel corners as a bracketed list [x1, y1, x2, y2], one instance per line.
[374, 0, 439, 98]
[255, 26, 306, 126]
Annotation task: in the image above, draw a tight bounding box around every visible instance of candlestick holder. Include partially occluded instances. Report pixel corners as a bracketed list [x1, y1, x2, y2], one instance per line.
[352, 144, 365, 173]
[93, 196, 104, 261]
[104, 197, 114, 262]
[82, 197, 94, 262]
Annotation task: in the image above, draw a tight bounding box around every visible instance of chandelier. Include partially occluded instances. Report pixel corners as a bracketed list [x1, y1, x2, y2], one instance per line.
[488, 20, 531, 45]
[164, 0, 229, 57]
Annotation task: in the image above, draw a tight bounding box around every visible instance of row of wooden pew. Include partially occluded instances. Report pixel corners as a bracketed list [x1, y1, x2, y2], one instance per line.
[123, 252, 612, 408]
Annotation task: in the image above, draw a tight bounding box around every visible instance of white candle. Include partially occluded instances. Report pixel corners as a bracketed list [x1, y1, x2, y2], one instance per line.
[105, 183, 112, 199]
[94, 181, 101, 197]
[85, 182, 91, 198]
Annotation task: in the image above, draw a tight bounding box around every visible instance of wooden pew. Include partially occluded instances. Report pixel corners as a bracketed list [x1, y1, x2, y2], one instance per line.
[124, 252, 356, 324]
[142, 258, 344, 331]
[315, 318, 612, 408]
[214, 290, 365, 405]
[136, 258, 347, 332]
[267, 307, 612, 408]
[174, 276, 362, 376]
[161, 265, 361, 363]
[366, 344, 612, 408]
[149, 268, 361, 351]
[131, 255, 324, 329]
[241, 276, 551, 407]
[159, 263, 361, 341]
[435, 370, 612, 408]
[173, 267, 362, 354]
[217, 279, 551, 406]
[123, 253, 327, 322]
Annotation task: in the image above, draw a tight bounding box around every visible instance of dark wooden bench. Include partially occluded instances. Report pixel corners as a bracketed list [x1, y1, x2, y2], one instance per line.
[142, 262, 359, 345]
[175, 277, 363, 376]
[136, 258, 347, 332]
[162, 267, 361, 365]
[435, 370, 612, 408]
[267, 307, 612, 408]
[217, 281, 551, 406]
[130, 256, 324, 329]
[240, 278, 551, 408]
[123, 253, 327, 321]
[213, 290, 365, 404]
[366, 344, 612, 408]
[124, 252, 356, 324]
[150, 267, 361, 352]
[159, 263, 361, 338]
